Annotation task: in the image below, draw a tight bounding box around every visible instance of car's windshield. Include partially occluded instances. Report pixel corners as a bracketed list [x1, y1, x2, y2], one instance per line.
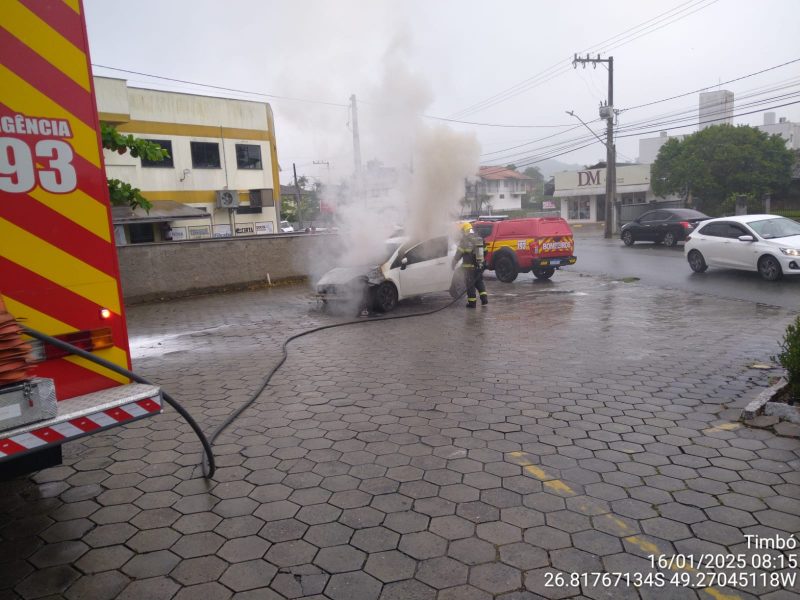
[382, 242, 401, 263]
[746, 217, 800, 239]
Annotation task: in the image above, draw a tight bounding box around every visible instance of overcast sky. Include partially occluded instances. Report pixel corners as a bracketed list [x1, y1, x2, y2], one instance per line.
[85, 0, 800, 184]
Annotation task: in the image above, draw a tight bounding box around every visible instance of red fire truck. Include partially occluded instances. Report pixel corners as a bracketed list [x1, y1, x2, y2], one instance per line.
[0, 0, 162, 477]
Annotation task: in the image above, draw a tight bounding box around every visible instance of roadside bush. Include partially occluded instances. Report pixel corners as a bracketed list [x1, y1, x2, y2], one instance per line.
[775, 315, 800, 399]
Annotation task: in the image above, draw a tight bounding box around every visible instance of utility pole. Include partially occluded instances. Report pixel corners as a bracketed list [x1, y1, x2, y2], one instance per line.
[350, 94, 363, 207]
[573, 54, 616, 238]
[350, 95, 362, 174]
[293, 162, 303, 230]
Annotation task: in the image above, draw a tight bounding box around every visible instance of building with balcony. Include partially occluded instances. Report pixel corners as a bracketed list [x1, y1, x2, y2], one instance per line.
[476, 166, 535, 212]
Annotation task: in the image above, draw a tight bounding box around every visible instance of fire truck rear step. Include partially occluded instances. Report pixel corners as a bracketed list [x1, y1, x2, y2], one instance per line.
[0, 383, 162, 462]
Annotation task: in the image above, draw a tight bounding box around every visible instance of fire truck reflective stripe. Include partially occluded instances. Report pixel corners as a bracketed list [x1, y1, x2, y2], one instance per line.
[124, 403, 147, 418]
[28, 185, 112, 244]
[51, 422, 84, 438]
[0, 220, 121, 313]
[10, 432, 47, 449]
[90, 411, 117, 427]
[69, 417, 100, 432]
[3, 1, 90, 91]
[63, 0, 80, 14]
[0, 193, 116, 275]
[31, 427, 66, 443]
[65, 352, 130, 386]
[0, 66, 99, 167]
[105, 407, 133, 422]
[138, 399, 161, 412]
[0, 397, 163, 458]
[0, 28, 95, 127]
[0, 439, 27, 456]
[2, 278, 131, 387]
[18, 0, 85, 50]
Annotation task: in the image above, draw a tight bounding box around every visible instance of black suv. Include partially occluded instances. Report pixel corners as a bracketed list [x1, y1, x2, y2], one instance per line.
[621, 208, 709, 247]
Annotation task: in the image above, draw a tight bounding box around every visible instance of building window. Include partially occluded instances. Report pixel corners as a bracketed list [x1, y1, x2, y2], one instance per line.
[236, 144, 262, 169]
[128, 223, 155, 244]
[141, 139, 173, 168]
[568, 198, 590, 220]
[499, 194, 505, 199]
[190, 142, 221, 169]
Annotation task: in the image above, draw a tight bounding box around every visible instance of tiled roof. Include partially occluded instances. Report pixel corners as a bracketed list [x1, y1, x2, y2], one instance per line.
[478, 166, 533, 181]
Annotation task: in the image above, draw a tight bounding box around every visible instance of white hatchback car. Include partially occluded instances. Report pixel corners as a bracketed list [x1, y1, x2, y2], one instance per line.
[316, 235, 465, 312]
[684, 215, 800, 281]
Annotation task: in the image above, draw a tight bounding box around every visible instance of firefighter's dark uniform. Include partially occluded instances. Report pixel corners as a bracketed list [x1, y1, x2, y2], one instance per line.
[452, 231, 488, 308]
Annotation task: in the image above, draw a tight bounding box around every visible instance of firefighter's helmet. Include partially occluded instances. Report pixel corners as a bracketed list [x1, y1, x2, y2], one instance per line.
[460, 221, 473, 234]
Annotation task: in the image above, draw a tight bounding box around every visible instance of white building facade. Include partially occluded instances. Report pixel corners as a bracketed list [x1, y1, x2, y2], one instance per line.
[477, 167, 534, 212]
[95, 77, 281, 244]
[638, 131, 686, 164]
[757, 112, 800, 150]
[554, 164, 657, 223]
[699, 90, 734, 130]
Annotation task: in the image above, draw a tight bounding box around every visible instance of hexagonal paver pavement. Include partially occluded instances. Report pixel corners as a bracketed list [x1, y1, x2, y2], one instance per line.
[2, 273, 799, 599]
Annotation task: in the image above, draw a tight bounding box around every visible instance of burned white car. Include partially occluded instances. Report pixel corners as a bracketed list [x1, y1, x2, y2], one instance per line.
[316, 235, 466, 312]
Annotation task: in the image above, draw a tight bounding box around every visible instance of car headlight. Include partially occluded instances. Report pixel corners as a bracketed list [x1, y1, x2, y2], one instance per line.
[780, 248, 800, 257]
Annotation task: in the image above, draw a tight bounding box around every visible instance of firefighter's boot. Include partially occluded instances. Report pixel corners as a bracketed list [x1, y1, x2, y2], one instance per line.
[480, 292, 488, 306]
[466, 297, 477, 308]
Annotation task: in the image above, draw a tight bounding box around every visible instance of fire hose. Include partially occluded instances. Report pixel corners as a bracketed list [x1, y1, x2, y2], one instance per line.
[205, 266, 482, 457]
[21, 267, 482, 480]
[21, 327, 218, 479]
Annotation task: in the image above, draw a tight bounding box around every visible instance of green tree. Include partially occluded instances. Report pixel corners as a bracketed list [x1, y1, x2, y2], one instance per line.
[101, 123, 170, 212]
[521, 166, 544, 209]
[651, 125, 793, 215]
[281, 176, 321, 224]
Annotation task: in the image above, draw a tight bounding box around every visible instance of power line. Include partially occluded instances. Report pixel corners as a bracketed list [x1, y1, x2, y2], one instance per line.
[449, 0, 717, 119]
[477, 62, 800, 161]
[478, 96, 800, 174]
[619, 57, 800, 113]
[92, 64, 350, 108]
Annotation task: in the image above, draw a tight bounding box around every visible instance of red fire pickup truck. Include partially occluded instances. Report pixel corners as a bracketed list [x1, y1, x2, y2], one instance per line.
[473, 217, 577, 282]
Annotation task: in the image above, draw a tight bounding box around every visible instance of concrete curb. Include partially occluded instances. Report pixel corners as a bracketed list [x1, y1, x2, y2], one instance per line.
[741, 378, 788, 421]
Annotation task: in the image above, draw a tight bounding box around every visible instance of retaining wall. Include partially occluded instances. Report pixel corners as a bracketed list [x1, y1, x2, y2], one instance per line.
[117, 233, 342, 304]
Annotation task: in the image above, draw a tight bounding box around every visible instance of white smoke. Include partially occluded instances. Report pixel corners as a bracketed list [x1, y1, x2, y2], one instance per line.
[317, 29, 480, 273]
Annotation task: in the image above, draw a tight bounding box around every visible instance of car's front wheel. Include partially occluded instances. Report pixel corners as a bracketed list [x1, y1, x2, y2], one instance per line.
[663, 231, 677, 247]
[494, 254, 518, 283]
[687, 250, 707, 273]
[532, 268, 555, 280]
[758, 255, 783, 281]
[372, 282, 399, 312]
[622, 230, 635, 246]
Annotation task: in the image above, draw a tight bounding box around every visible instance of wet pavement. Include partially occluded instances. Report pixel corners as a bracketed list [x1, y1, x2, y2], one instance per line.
[1, 271, 799, 600]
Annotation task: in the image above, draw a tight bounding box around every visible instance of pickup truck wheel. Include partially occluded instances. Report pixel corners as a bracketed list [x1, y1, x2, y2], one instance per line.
[494, 254, 518, 283]
[533, 268, 555, 280]
[372, 282, 398, 312]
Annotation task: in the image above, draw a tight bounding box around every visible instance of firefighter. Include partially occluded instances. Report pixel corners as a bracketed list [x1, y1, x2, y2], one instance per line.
[452, 222, 488, 308]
